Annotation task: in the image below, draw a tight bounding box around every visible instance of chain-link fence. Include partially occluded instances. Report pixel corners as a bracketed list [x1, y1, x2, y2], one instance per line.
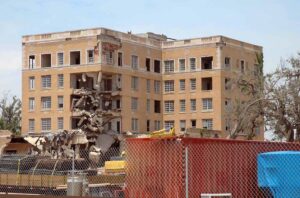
[2, 138, 300, 197]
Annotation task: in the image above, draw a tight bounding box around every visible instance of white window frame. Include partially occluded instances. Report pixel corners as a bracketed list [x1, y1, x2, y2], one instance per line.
[202, 119, 213, 130]
[131, 76, 139, 90]
[190, 78, 196, 91]
[29, 55, 36, 69]
[131, 118, 138, 131]
[41, 96, 51, 110]
[189, 57, 196, 71]
[179, 79, 185, 91]
[57, 74, 64, 88]
[164, 120, 174, 130]
[154, 120, 161, 130]
[57, 52, 64, 66]
[57, 96, 64, 109]
[29, 119, 35, 132]
[87, 49, 94, 64]
[164, 80, 174, 92]
[180, 99, 186, 112]
[190, 99, 196, 112]
[179, 59, 186, 72]
[29, 97, 35, 111]
[41, 75, 51, 89]
[131, 97, 138, 111]
[29, 77, 35, 90]
[164, 100, 174, 113]
[131, 55, 138, 70]
[202, 98, 213, 110]
[57, 117, 64, 130]
[164, 60, 174, 73]
[154, 80, 161, 94]
[180, 120, 186, 132]
[41, 118, 51, 132]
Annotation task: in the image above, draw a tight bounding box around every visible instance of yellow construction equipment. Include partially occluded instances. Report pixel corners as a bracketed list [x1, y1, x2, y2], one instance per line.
[150, 127, 175, 138]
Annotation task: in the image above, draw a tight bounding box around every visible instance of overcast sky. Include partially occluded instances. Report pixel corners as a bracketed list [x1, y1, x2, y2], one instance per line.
[0, 0, 299, 97]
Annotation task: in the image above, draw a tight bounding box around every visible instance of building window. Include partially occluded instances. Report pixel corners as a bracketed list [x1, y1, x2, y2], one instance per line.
[58, 117, 63, 130]
[202, 98, 213, 110]
[201, 56, 213, 70]
[154, 100, 161, 113]
[147, 120, 150, 132]
[179, 79, 185, 91]
[164, 80, 174, 92]
[41, 97, 51, 110]
[131, 118, 138, 131]
[146, 79, 150, 93]
[29, 55, 36, 69]
[105, 51, 113, 64]
[131, 76, 139, 90]
[58, 96, 64, 109]
[180, 99, 186, 112]
[202, 119, 213, 130]
[164, 100, 174, 113]
[202, 77, 212, 91]
[190, 79, 196, 91]
[131, 55, 138, 69]
[29, 98, 35, 111]
[29, 119, 35, 132]
[147, 99, 150, 113]
[179, 59, 185, 72]
[87, 50, 94, 63]
[131, 97, 138, 111]
[164, 120, 174, 130]
[225, 57, 230, 68]
[57, 74, 64, 88]
[57, 53, 64, 66]
[225, 78, 231, 90]
[154, 60, 161, 73]
[41, 75, 51, 89]
[154, 80, 161, 94]
[191, 120, 197, 128]
[190, 58, 196, 71]
[180, 120, 186, 132]
[118, 52, 123, 66]
[146, 58, 151, 71]
[41, 54, 51, 68]
[164, 60, 174, 73]
[154, 120, 161, 130]
[190, 99, 196, 112]
[41, 118, 51, 132]
[70, 51, 81, 65]
[29, 77, 35, 90]
[241, 60, 245, 73]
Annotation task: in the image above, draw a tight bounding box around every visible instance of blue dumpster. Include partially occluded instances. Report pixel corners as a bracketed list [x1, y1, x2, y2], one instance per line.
[258, 151, 300, 198]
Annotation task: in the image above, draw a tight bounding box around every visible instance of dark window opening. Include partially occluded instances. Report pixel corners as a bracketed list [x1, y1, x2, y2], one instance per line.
[147, 120, 150, 132]
[29, 55, 36, 69]
[191, 120, 196, 128]
[70, 51, 81, 65]
[71, 118, 80, 129]
[117, 121, 121, 133]
[154, 60, 161, 73]
[116, 99, 121, 109]
[41, 54, 51, 68]
[201, 56, 213, 70]
[225, 78, 231, 90]
[118, 52, 123, 66]
[154, 100, 161, 113]
[146, 58, 151, 71]
[241, 60, 245, 73]
[103, 79, 112, 91]
[202, 77, 213, 90]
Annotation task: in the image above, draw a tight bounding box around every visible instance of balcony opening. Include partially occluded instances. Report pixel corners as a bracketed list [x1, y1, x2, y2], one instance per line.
[70, 51, 81, 65]
[201, 56, 213, 70]
[154, 100, 161, 113]
[29, 55, 36, 69]
[154, 60, 161, 73]
[118, 52, 123, 66]
[41, 54, 51, 68]
[146, 58, 151, 71]
[202, 77, 213, 91]
[70, 73, 94, 90]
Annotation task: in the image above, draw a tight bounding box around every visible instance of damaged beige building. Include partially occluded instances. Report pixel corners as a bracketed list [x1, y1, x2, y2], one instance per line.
[21, 27, 263, 139]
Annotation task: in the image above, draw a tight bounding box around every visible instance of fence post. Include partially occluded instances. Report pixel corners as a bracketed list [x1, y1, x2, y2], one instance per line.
[185, 146, 189, 198]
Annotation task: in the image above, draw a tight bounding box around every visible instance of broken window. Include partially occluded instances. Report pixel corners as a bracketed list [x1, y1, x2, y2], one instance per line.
[131, 55, 138, 69]
[202, 77, 213, 91]
[41, 118, 51, 132]
[154, 100, 161, 113]
[87, 50, 94, 63]
[180, 120, 186, 132]
[58, 96, 64, 109]
[41, 97, 51, 109]
[41, 54, 51, 68]
[202, 119, 213, 130]
[147, 120, 150, 132]
[191, 120, 197, 128]
[189, 58, 196, 71]
[57, 53, 64, 66]
[29, 119, 35, 132]
[154, 60, 161, 73]
[29, 55, 36, 69]
[118, 52, 123, 66]
[179, 59, 185, 71]
[146, 58, 151, 71]
[41, 75, 51, 89]
[70, 51, 81, 65]
[201, 56, 213, 70]
[57, 117, 63, 130]
[164, 60, 174, 73]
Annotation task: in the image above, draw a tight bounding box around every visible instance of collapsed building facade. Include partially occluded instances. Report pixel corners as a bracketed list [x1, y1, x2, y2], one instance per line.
[21, 27, 264, 144]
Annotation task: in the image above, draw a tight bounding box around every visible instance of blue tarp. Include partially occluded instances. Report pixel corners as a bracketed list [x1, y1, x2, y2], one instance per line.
[258, 151, 300, 198]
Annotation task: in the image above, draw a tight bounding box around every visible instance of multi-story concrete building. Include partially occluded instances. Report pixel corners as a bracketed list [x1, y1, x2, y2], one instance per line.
[21, 27, 263, 139]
